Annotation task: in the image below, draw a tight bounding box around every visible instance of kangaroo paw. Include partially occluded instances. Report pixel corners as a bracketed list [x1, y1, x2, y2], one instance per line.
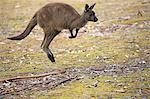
[47, 54, 55, 63]
[69, 36, 76, 39]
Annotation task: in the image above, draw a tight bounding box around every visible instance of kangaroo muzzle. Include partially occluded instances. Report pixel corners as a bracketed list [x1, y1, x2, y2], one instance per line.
[94, 17, 98, 22]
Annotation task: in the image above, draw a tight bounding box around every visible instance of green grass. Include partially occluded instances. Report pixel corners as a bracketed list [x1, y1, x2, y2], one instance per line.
[113, 17, 150, 25]
[0, 0, 150, 98]
[27, 68, 149, 98]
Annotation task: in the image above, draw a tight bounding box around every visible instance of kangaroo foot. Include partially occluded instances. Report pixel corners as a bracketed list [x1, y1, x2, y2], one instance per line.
[69, 36, 76, 39]
[47, 54, 55, 62]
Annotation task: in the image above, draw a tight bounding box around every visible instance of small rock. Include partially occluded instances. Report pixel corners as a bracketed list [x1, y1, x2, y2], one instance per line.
[117, 83, 126, 86]
[86, 54, 90, 57]
[136, 50, 140, 52]
[43, 77, 47, 81]
[28, 48, 34, 52]
[103, 56, 109, 60]
[115, 89, 126, 93]
[17, 42, 21, 45]
[141, 61, 146, 64]
[125, 55, 129, 58]
[124, 86, 128, 89]
[78, 59, 84, 62]
[91, 80, 100, 87]
[105, 80, 115, 83]
[15, 4, 20, 8]
[0, 42, 5, 45]
[2, 81, 11, 87]
[118, 16, 131, 20]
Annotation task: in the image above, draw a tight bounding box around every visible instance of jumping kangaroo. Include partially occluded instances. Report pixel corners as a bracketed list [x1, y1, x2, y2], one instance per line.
[8, 3, 98, 62]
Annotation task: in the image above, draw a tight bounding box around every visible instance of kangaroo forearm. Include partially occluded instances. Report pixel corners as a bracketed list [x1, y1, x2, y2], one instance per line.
[69, 28, 79, 38]
[75, 29, 79, 37]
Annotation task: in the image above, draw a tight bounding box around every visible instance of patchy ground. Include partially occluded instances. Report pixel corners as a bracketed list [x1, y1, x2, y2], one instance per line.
[0, 59, 149, 98]
[0, 0, 150, 98]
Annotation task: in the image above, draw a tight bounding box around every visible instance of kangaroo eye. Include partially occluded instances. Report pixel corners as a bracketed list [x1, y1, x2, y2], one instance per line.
[90, 14, 93, 16]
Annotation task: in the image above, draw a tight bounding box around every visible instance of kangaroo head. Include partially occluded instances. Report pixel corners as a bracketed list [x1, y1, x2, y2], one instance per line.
[83, 3, 98, 22]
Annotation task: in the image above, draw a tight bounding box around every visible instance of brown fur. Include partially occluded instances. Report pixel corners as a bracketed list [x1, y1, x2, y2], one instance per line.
[8, 3, 98, 62]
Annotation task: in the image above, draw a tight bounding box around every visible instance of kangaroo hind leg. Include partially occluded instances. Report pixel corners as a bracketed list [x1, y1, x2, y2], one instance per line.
[41, 30, 59, 62]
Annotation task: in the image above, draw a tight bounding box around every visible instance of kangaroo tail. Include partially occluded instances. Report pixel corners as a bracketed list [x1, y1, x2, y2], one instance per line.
[7, 14, 37, 40]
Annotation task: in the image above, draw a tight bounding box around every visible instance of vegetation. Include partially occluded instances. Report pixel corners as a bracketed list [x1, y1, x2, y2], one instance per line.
[0, 0, 149, 98]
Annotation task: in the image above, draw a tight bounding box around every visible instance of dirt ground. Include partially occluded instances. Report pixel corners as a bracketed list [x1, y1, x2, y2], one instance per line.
[0, 0, 150, 98]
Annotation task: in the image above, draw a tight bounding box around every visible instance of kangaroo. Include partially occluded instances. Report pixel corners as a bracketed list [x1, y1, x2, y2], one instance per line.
[8, 3, 98, 62]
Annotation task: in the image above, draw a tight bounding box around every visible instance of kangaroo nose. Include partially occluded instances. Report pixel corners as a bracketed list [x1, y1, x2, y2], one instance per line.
[94, 17, 98, 22]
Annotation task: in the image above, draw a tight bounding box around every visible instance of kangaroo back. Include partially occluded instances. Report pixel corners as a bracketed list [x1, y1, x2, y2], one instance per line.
[37, 3, 80, 30]
[8, 14, 37, 40]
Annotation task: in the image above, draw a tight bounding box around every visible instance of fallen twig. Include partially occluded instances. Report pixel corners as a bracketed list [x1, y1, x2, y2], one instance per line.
[0, 70, 66, 83]
[50, 76, 78, 89]
[137, 10, 143, 16]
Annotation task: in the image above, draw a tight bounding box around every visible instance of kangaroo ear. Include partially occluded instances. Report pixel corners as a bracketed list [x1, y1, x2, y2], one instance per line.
[85, 4, 89, 11]
[89, 3, 96, 10]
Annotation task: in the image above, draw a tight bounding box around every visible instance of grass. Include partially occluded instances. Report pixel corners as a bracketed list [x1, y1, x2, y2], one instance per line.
[1, 29, 148, 78]
[0, 0, 150, 98]
[112, 17, 150, 25]
[25, 68, 150, 98]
